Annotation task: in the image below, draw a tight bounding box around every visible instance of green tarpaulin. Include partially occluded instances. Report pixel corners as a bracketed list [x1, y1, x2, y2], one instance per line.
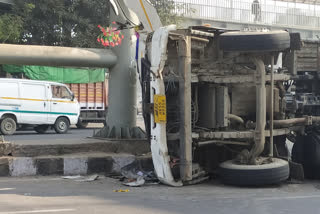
[2, 65, 106, 84]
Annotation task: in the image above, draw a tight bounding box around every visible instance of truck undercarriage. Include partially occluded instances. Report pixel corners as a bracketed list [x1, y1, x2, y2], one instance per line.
[141, 26, 320, 186]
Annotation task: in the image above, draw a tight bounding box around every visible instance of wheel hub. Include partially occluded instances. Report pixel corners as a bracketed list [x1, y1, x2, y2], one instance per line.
[59, 122, 66, 130]
[4, 122, 13, 131]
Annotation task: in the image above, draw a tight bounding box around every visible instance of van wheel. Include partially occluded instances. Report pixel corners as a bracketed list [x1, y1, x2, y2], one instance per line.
[0, 117, 17, 135]
[34, 125, 49, 134]
[54, 118, 70, 134]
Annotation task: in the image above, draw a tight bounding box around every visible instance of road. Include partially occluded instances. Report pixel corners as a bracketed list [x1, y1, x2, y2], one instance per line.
[4, 116, 145, 143]
[0, 176, 320, 214]
[4, 128, 98, 142]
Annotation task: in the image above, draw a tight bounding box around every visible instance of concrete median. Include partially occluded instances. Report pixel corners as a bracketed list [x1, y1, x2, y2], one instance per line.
[0, 138, 152, 177]
[0, 153, 152, 177]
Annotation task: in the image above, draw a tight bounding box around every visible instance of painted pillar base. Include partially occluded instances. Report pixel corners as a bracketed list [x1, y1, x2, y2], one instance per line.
[93, 125, 146, 139]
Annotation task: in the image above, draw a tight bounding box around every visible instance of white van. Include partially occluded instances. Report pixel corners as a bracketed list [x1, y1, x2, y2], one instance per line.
[0, 78, 80, 135]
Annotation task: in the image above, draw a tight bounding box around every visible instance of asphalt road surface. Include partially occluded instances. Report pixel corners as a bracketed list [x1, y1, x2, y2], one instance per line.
[4, 116, 145, 143]
[0, 176, 320, 214]
[4, 127, 98, 142]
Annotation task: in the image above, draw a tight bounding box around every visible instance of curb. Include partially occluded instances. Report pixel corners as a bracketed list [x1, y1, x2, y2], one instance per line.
[1, 140, 150, 157]
[0, 154, 153, 177]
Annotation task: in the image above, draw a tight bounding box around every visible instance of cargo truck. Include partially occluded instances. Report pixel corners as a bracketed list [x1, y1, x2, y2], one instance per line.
[140, 26, 320, 186]
[66, 80, 108, 128]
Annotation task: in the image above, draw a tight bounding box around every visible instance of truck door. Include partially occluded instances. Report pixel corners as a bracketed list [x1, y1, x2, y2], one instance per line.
[19, 83, 49, 124]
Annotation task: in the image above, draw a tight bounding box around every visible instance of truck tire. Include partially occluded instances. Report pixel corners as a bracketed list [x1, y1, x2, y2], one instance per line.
[219, 31, 290, 52]
[54, 117, 70, 134]
[0, 117, 17, 135]
[34, 125, 49, 134]
[76, 121, 88, 129]
[219, 158, 289, 186]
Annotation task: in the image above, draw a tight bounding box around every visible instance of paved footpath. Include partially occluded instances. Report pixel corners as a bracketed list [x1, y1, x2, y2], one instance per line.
[0, 176, 320, 214]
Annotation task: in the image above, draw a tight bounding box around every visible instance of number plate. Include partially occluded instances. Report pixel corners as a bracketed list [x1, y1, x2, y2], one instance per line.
[154, 95, 167, 123]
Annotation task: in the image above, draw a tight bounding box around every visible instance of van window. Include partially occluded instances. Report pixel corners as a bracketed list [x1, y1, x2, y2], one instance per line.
[51, 85, 72, 100]
[0, 82, 19, 97]
[21, 83, 46, 99]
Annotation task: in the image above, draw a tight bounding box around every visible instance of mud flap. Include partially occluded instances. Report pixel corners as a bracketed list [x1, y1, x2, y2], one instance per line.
[289, 160, 304, 181]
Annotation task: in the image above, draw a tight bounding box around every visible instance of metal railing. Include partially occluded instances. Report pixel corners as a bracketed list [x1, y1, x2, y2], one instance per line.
[172, 0, 320, 30]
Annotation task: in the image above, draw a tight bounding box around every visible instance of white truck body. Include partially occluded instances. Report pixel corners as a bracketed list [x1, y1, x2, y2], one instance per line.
[0, 78, 80, 126]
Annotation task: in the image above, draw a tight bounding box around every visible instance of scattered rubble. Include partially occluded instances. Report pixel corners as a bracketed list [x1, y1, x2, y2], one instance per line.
[113, 160, 159, 187]
[62, 174, 99, 182]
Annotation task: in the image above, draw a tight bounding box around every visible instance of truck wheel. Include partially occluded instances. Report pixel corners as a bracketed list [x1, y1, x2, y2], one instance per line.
[34, 125, 49, 134]
[219, 158, 289, 186]
[219, 31, 290, 52]
[76, 121, 88, 129]
[0, 117, 17, 135]
[54, 117, 70, 134]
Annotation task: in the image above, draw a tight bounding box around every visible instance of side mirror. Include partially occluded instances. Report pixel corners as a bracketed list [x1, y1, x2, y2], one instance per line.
[71, 93, 75, 101]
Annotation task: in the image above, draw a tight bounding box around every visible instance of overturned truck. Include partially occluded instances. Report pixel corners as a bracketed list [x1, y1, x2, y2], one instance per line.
[141, 26, 319, 186]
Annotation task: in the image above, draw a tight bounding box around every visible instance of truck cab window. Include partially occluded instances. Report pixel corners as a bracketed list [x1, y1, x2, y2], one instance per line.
[51, 85, 72, 100]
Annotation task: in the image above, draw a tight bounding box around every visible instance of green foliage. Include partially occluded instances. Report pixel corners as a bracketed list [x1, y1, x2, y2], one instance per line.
[0, 14, 23, 43]
[0, 0, 191, 46]
[149, 0, 191, 27]
[71, 0, 110, 48]
[2, 0, 109, 47]
[0, 2, 34, 43]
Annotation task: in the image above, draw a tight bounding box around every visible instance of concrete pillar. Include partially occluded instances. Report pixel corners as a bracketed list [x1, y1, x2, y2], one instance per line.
[105, 27, 139, 138]
[93, 0, 145, 139]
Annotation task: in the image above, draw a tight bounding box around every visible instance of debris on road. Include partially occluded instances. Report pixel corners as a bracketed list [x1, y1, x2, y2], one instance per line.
[62, 174, 99, 182]
[113, 189, 130, 192]
[123, 176, 145, 187]
[62, 175, 82, 180]
[119, 160, 158, 187]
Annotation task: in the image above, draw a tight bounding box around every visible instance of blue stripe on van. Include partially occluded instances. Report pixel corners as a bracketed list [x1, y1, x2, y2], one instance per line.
[0, 109, 78, 116]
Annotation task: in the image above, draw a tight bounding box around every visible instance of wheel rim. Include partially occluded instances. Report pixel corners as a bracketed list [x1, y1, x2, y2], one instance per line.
[59, 121, 66, 131]
[4, 122, 13, 132]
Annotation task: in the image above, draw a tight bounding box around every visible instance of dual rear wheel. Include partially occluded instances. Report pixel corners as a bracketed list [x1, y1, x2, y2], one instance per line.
[219, 158, 289, 186]
[218, 31, 291, 186]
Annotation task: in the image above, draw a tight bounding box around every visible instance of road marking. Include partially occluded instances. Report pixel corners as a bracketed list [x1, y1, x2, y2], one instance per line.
[0, 209, 75, 214]
[257, 195, 320, 201]
[0, 178, 61, 182]
[0, 188, 15, 191]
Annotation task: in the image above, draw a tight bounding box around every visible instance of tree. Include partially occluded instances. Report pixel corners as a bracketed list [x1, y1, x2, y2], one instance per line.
[149, 0, 191, 26]
[1, 0, 190, 46]
[0, 2, 34, 43]
[70, 0, 110, 48]
[2, 0, 110, 48]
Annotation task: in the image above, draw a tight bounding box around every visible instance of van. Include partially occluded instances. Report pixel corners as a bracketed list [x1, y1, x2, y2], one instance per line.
[0, 78, 80, 135]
